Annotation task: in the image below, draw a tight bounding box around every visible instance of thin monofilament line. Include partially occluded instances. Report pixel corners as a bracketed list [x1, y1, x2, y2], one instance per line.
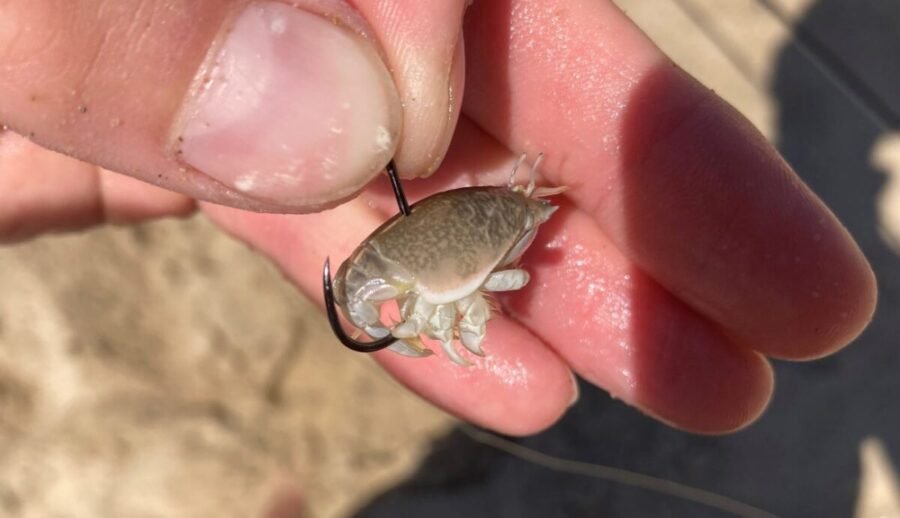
[458, 4, 891, 517]
[462, 426, 778, 518]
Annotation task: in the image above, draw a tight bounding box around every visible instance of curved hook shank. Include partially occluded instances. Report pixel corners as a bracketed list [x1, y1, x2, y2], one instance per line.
[386, 159, 411, 216]
[322, 258, 397, 353]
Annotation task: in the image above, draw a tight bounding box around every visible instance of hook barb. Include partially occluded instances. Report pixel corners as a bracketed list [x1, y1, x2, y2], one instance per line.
[322, 257, 397, 353]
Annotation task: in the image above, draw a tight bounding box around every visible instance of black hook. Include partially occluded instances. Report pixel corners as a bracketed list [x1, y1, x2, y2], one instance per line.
[387, 159, 411, 216]
[322, 257, 397, 352]
[323, 160, 411, 353]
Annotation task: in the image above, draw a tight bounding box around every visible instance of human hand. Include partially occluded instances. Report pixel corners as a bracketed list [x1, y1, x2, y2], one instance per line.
[0, 0, 876, 438]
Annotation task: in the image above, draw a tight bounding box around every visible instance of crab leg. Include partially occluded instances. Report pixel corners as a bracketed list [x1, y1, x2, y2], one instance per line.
[456, 293, 491, 357]
[440, 338, 471, 366]
[392, 295, 433, 338]
[389, 340, 434, 358]
[346, 281, 401, 335]
[322, 258, 398, 353]
[425, 304, 470, 366]
[483, 269, 531, 292]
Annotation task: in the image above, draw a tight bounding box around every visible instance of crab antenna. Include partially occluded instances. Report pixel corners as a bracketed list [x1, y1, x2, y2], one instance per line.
[322, 258, 397, 353]
[526, 152, 544, 197]
[508, 153, 528, 188]
[386, 160, 411, 216]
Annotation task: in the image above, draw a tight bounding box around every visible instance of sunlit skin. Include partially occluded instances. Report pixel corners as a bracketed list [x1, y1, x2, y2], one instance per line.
[0, 0, 876, 461]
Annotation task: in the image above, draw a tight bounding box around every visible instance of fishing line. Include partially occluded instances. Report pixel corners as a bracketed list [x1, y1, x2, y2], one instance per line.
[462, 425, 778, 518]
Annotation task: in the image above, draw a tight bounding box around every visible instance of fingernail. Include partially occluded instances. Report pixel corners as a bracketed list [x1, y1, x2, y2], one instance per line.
[177, 1, 401, 208]
[568, 370, 581, 407]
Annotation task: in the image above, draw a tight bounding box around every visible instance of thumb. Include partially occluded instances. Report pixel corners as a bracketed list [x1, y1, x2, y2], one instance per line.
[0, 1, 453, 213]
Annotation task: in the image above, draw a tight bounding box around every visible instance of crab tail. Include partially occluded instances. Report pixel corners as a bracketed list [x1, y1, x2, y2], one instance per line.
[323, 258, 397, 353]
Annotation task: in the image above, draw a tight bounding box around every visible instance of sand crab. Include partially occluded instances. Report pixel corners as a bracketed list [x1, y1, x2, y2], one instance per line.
[323, 155, 563, 365]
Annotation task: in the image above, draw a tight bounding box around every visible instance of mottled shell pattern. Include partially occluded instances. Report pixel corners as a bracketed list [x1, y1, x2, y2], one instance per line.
[333, 156, 562, 365]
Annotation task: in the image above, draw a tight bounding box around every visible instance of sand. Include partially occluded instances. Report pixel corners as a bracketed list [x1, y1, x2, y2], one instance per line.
[0, 217, 452, 517]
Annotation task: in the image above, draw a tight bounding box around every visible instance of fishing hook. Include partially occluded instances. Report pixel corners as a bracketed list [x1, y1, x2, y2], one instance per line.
[386, 159, 411, 216]
[322, 258, 397, 352]
[322, 159, 410, 352]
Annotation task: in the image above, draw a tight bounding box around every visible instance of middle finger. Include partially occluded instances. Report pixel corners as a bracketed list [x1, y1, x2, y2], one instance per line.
[363, 117, 775, 434]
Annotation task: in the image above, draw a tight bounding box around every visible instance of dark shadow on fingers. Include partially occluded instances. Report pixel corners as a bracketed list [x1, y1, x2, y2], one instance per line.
[353, 1, 900, 517]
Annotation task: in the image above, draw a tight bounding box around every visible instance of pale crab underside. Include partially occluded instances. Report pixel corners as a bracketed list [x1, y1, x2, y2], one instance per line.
[341, 245, 531, 366]
[332, 154, 562, 365]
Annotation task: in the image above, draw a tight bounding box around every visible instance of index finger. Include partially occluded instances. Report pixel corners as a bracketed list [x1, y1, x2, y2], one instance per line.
[462, 0, 876, 359]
